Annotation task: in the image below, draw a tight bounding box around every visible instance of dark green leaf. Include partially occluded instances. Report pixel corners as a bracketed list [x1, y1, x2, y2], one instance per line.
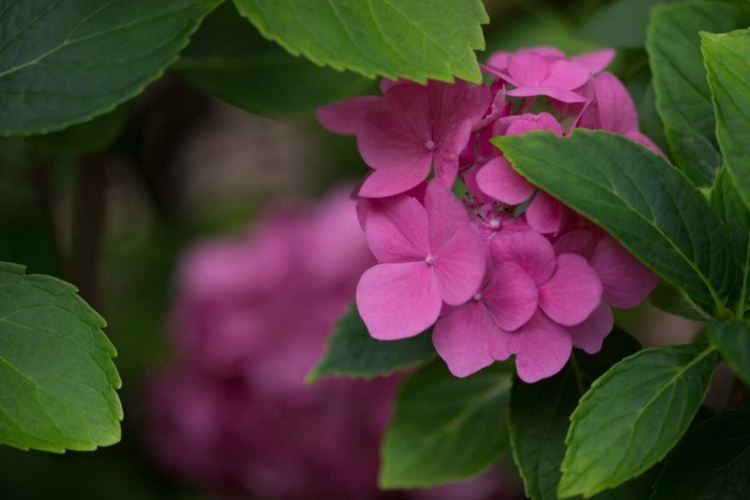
[510, 329, 641, 500]
[233, 0, 488, 84]
[707, 319, 750, 387]
[0, 262, 122, 452]
[380, 360, 512, 488]
[28, 105, 129, 156]
[646, 1, 750, 186]
[172, 3, 375, 118]
[0, 0, 222, 135]
[651, 403, 750, 499]
[558, 343, 721, 498]
[306, 304, 435, 382]
[579, 0, 678, 49]
[493, 130, 734, 315]
[648, 280, 712, 321]
[712, 170, 750, 314]
[702, 29, 750, 211]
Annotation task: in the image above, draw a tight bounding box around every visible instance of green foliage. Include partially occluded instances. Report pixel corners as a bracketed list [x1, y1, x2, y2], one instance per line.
[648, 281, 711, 321]
[712, 170, 750, 313]
[707, 319, 750, 386]
[558, 343, 721, 498]
[509, 329, 641, 500]
[28, 105, 130, 156]
[651, 403, 750, 499]
[0, 263, 122, 452]
[646, 1, 750, 186]
[579, 0, 678, 48]
[0, 0, 221, 136]
[172, 3, 375, 118]
[233, 0, 488, 84]
[493, 130, 734, 315]
[380, 360, 512, 488]
[702, 29, 750, 211]
[306, 305, 435, 382]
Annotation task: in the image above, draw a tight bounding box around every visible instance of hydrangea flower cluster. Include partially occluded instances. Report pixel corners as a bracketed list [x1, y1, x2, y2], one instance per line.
[148, 188, 516, 499]
[317, 47, 661, 383]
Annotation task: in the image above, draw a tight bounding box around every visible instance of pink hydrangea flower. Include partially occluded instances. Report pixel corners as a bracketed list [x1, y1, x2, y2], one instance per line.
[149, 186, 520, 499]
[357, 180, 487, 339]
[318, 45, 662, 383]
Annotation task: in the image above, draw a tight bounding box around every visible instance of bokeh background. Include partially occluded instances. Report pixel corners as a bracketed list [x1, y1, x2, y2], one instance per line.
[0, 0, 706, 498]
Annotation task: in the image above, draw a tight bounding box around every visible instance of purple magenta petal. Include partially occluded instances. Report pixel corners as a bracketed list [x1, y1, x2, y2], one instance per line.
[482, 262, 539, 332]
[526, 192, 570, 234]
[507, 52, 550, 86]
[490, 229, 557, 285]
[363, 193, 430, 263]
[506, 86, 588, 103]
[475, 156, 536, 205]
[572, 49, 616, 74]
[538, 253, 603, 326]
[589, 236, 660, 309]
[357, 262, 441, 340]
[433, 301, 496, 377]
[566, 302, 614, 354]
[316, 96, 381, 135]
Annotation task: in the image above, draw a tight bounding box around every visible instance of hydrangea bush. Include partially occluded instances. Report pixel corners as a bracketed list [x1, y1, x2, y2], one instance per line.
[0, 1, 749, 499]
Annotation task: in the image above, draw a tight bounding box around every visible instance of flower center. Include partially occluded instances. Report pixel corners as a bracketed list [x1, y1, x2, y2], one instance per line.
[489, 218, 501, 229]
[473, 293, 482, 301]
[425, 255, 435, 265]
[424, 140, 436, 151]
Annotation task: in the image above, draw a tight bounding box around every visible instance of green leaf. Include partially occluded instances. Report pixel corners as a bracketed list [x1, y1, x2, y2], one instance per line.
[306, 304, 435, 382]
[510, 329, 641, 500]
[0, 262, 122, 452]
[0, 0, 222, 136]
[492, 130, 734, 315]
[648, 280, 711, 321]
[233, 0, 488, 84]
[707, 319, 750, 386]
[712, 169, 750, 313]
[28, 105, 129, 156]
[646, 1, 750, 186]
[579, 0, 679, 49]
[650, 403, 750, 499]
[380, 360, 512, 488]
[172, 3, 375, 118]
[702, 29, 750, 211]
[558, 343, 721, 498]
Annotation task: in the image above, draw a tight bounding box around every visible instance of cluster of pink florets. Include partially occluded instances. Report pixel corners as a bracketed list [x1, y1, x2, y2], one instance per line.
[317, 47, 662, 383]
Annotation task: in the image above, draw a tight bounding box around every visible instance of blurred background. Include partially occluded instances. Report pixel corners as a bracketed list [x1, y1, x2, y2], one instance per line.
[0, 0, 705, 498]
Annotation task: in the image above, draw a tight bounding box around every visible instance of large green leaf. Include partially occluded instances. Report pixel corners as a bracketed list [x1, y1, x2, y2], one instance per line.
[233, 0, 488, 84]
[646, 1, 750, 186]
[702, 29, 750, 211]
[707, 319, 750, 386]
[579, 0, 678, 49]
[172, 3, 375, 118]
[306, 304, 435, 383]
[510, 329, 641, 500]
[493, 130, 734, 315]
[712, 170, 750, 314]
[0, 0, 222, 136]
[380, 360, 512, 488]
[648, 281, 712, 321]
[651, 403, 750, 499]
[558, 343, 721, 498]
[0, 263, 122, 452]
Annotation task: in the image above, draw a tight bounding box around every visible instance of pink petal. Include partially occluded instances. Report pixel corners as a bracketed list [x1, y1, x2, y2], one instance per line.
[543, 60, 592, 90]
[526, 191, 570, 234]
[538, 253, 603, 326]
[358, 161, 432, 198]
[589, 236, 660, 309]
[490, 229, 556, 285]
[433, 301, 496, 377]
[505, 112, 563, 136]
[507, 52, 550, 86]
[316, 96, 381, 135]
[572, 49, 616, 74]
[482, 262, 539, 331]
[363, 194, 429, 263]
[475, 156, 536, 204]
[506, 86, 588, 103]
[356, 262, 441, 340]
[462, 163, 495, 204]
[552, 229, 598, 258]
[489, 310, 572, 383]
[566, 302, 614, 354]
[486, 51, 511, 70]
[592, 72, 638, 134]
[525, 46, 567, 60]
